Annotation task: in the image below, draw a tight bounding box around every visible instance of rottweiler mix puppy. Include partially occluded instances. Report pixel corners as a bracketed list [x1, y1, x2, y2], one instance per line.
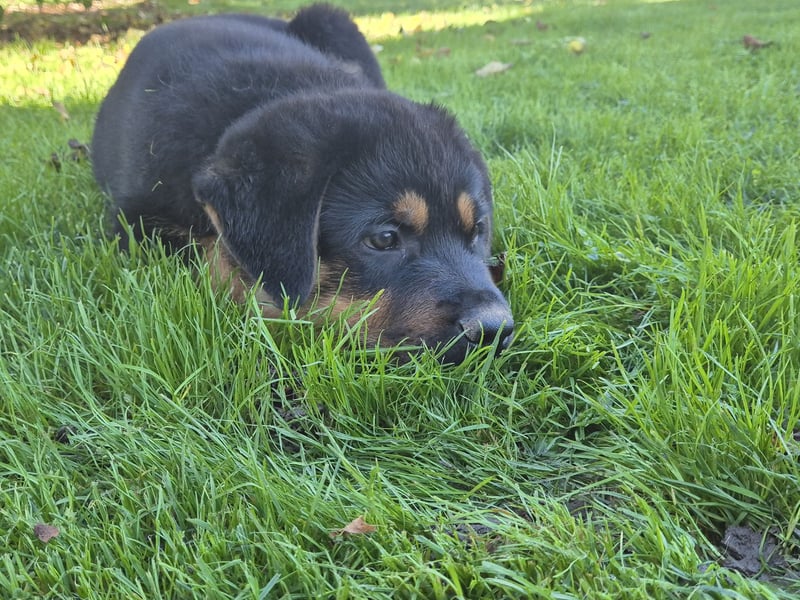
[92, 4, 513, 363]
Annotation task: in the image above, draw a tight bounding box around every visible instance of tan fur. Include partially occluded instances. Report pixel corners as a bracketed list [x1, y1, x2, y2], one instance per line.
[456, 192, 476, 234]
[195, 235, 442, 352]
[393, 191, 429, 234]
[196, 234, 281, 315]
[199, 209, 414, 342]
[312, 262, 392, 341]
[202, 203, 225, 235]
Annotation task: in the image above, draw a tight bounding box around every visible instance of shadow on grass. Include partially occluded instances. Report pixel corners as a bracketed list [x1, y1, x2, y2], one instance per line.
[0, 0, 530, 44]
[1, 0, 169, 43]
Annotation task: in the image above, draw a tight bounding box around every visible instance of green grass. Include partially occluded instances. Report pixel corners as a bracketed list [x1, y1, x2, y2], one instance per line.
[2, 0, 800, 597]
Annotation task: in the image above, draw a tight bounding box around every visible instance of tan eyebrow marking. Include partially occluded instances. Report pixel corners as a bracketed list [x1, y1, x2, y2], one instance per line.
[393, 191, 429, 234]
[457, 192, 476, 234]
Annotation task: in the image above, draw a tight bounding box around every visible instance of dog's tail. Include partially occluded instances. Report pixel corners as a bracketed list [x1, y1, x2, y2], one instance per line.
[288, 4, 385, 89]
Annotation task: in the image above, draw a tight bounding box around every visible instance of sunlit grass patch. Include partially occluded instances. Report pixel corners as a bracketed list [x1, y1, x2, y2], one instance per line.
[355, 4, 543, 42]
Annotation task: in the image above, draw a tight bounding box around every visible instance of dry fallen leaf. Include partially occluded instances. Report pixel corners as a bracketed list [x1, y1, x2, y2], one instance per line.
[52, 101, 70, 121]
[34, 523, 60, 543]
[330, 516, 377, 538]
[742, 35, 772, 51]
[48, 153, 62, 173]
[53, 424, 77, 444]
[68, 139, 90, 162]
[416, 46, 451, 59]
[474, 61, 513, 77]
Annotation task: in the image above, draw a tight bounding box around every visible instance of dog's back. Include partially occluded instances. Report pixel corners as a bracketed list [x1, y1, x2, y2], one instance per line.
[92, 7, 383, 246]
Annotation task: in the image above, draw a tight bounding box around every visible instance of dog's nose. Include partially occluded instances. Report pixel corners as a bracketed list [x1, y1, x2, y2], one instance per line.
[458, 307, 514, 350]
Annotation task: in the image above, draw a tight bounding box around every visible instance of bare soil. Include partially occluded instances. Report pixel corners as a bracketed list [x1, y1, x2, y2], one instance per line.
[1, 1, 171, 43]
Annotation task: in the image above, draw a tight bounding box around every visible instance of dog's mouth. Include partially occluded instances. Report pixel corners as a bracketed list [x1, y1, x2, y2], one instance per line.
[441, 326, 514, 364]
[355, 296, 515, 364]
[382, 325, 513, 365]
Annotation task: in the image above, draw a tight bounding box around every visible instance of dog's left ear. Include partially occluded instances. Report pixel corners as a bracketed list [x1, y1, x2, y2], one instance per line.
[191, 101, 351, 307]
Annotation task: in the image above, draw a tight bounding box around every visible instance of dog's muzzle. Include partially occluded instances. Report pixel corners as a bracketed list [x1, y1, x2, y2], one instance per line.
[458, 304, 514, 353]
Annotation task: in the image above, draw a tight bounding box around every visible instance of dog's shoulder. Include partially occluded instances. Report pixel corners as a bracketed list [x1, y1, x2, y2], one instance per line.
[118, 15, 326, 80]
[92, 9, 378, 200]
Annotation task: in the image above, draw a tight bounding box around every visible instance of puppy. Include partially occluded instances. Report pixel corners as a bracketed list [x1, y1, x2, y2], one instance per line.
[92, 4, 513, 363]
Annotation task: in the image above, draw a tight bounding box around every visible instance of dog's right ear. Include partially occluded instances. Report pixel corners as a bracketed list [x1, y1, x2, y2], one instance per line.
[191, 100, 356, 307]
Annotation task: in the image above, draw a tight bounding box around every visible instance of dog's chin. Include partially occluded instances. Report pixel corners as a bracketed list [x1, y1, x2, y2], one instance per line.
[438, 339, 477, 365]
[378, 336, 498, 366]
[437, 337, 509, 365]
[430, 329, 513, 365]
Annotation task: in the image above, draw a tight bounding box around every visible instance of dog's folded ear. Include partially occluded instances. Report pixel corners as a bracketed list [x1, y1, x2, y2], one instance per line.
[191, 99, 355, 307]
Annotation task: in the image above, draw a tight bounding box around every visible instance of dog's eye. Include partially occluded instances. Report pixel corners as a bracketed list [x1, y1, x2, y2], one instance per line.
[471, 219, 488, 242]
[365, 230, 399, 250]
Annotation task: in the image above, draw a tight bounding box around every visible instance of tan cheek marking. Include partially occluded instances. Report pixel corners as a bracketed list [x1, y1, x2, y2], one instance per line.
[303, 261, 356, 318]
[457, 192, 476, 234]
[202, 203, 225, 234]
[393, 191, 429, 235]
[361, 292, 392, 344]
[305, 272, 393, 346]
[200, 204, 283, 314]
[410, 302, 447, 331]
[196, 235, 280, 315]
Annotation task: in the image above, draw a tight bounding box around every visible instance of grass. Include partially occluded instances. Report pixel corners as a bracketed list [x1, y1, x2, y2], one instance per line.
[2, 0, 800, 597]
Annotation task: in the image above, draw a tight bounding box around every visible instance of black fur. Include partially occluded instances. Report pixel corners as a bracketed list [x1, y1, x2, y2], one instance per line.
[92, 4, 513, 363]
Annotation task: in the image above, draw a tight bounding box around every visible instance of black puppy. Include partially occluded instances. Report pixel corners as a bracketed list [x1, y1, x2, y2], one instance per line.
[92, 4, 513, 363]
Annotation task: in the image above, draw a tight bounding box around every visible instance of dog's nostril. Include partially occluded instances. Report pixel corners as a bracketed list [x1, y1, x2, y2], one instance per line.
[459, 314, 514, 347]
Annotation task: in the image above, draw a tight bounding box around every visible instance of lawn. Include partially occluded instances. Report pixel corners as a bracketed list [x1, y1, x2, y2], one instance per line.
[1, 0, 799, 597]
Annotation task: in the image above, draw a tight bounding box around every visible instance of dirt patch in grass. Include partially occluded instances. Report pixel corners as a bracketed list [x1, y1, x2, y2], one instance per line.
[713, 524, 799, 586]
[1, 1, 171, 44]
[720, 524, 785, 576]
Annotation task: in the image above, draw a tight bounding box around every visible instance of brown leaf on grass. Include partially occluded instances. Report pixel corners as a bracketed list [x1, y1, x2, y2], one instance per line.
[52, 101, 70, 121]
[67, 138, 90, 161]
[53, 424, 77, 444]
[330, 516, 377, 538]
[416, 45, 451, 59]
[48, 152, 62, 172]
[488, 253, 507, 285]
[48, 139, 91, 172]
[742, 35, 772, 51]
[34, 523, 60, 543]
[475, 61, 513, 77]
[399, 24, 424, 37]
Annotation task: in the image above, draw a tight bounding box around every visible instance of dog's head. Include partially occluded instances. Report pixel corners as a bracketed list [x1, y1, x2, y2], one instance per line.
[192, 90, 513, 363]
